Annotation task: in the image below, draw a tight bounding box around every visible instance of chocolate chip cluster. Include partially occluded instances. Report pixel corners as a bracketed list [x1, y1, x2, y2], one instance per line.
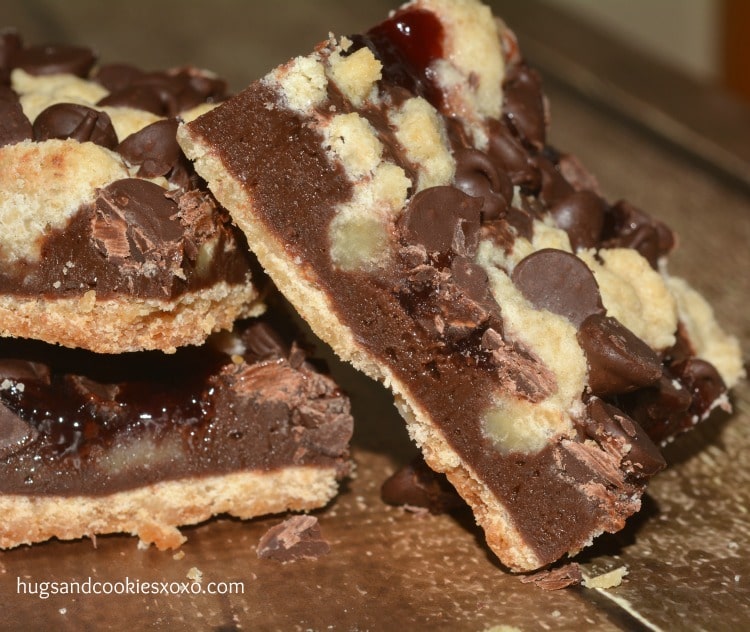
[353, 7, 728, 462]
[0, 30, 227, 190]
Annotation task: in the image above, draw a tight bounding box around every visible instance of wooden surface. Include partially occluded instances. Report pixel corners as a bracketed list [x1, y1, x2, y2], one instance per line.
[1, 1, 749, 630]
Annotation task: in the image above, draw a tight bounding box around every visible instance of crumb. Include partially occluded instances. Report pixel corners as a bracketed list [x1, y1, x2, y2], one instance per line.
[582, 566, 629, 589]
[257, 515, 330, 563]
[519, 562, 582, 590]
[172, 551, 186, 561]
[59, 608, 67, 615]
[186, 567, 203, 582]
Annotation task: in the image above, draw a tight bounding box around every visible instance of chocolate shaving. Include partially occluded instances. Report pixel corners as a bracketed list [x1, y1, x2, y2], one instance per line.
[256, 515, 330, 563]
[519, 563, 583, 590]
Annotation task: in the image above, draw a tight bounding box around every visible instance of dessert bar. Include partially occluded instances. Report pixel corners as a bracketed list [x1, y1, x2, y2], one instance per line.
[179, 0, 743, 571]
[0, 32, 262, 353]
[0, 316, 353, 549]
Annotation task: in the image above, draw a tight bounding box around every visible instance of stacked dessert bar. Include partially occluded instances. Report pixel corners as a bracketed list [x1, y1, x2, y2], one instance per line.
[0, 32, 353, 549]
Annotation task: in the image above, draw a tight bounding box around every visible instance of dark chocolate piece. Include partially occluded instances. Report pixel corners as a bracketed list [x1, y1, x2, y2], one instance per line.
[487, 118, 540, 189]
[578, 314, 663, 396]
[502, 63, 546, 147]
[99, 66, 228, 118]
[673, 358, 727, 419]
[0, 31, 22, 82]
[548, 190, 607, 250]
[584, 397, 665, 478]
[33, 103, 118, 149]
[400, 186, 482, 258]
[511, 249, 605, 327]
[117, 119, 181, 179]
[381, 456, 464, 514]
[519, 563, 583, 590]
[98, 84, 166, 116]
[11, 43, 96, 77]
[453, 148, 512, 220]
[0, 85, 32, 146]
[602, 199, 675, 268]
[257, 515, 331, 562]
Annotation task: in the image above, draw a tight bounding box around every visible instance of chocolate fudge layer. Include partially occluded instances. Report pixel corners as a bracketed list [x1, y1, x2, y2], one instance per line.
[0, 315, 352, 549]
[0, 32, 262, 353]
[179, 0, 744, 570]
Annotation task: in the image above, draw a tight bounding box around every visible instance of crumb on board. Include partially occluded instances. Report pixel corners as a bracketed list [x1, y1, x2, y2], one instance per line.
[186, 567, 203, 582]
[582, 566, 629, 589]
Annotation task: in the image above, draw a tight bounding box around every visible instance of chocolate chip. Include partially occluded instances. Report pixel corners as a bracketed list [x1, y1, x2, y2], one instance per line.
[12, 44, 96, 77]
[93, 63, 145, 92]
[0, 86, 32, 147]
[117, 69, 226, 117]
[33, 103, 118, 149]
[453, 148, 512, 220]
[557, 152, 601, 194]
[617, 373, 692, 444]
[585, 397, 665, 478]
[505, 206, 534, 240]
[381, 456, 463, 514]
[578, 314, 663, 396]
[117, 119, 180, 178]
[171, 66, 227, 103]
[399, 186, 482, 258]
[511, 249, 604, 327]
[0, 30, 22, 84]
[534, 154, 574, 207]
[486, 117, 540, 189]
[549, 190, 607, 250]
[602, 199, 675, 268]
[98, 85, 166, 116]
[502, 63, 546, 147]
[451, 256, 492, 305]
[673, 358, 727, 419]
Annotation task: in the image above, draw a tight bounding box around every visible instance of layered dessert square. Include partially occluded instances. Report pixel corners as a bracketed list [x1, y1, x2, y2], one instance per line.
[179, 0, 743, 570]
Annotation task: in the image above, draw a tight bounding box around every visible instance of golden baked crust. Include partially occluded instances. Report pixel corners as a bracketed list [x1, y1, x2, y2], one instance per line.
[0, 467, 341, 550]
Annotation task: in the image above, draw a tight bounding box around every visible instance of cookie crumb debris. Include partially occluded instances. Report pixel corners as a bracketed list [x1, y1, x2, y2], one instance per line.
[582, 566, 629, 589]
[187, 566, 203, 582]
[519, 563, 583, 590]
[172, 550, 186, 561]
[257, 515, 331, 563]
